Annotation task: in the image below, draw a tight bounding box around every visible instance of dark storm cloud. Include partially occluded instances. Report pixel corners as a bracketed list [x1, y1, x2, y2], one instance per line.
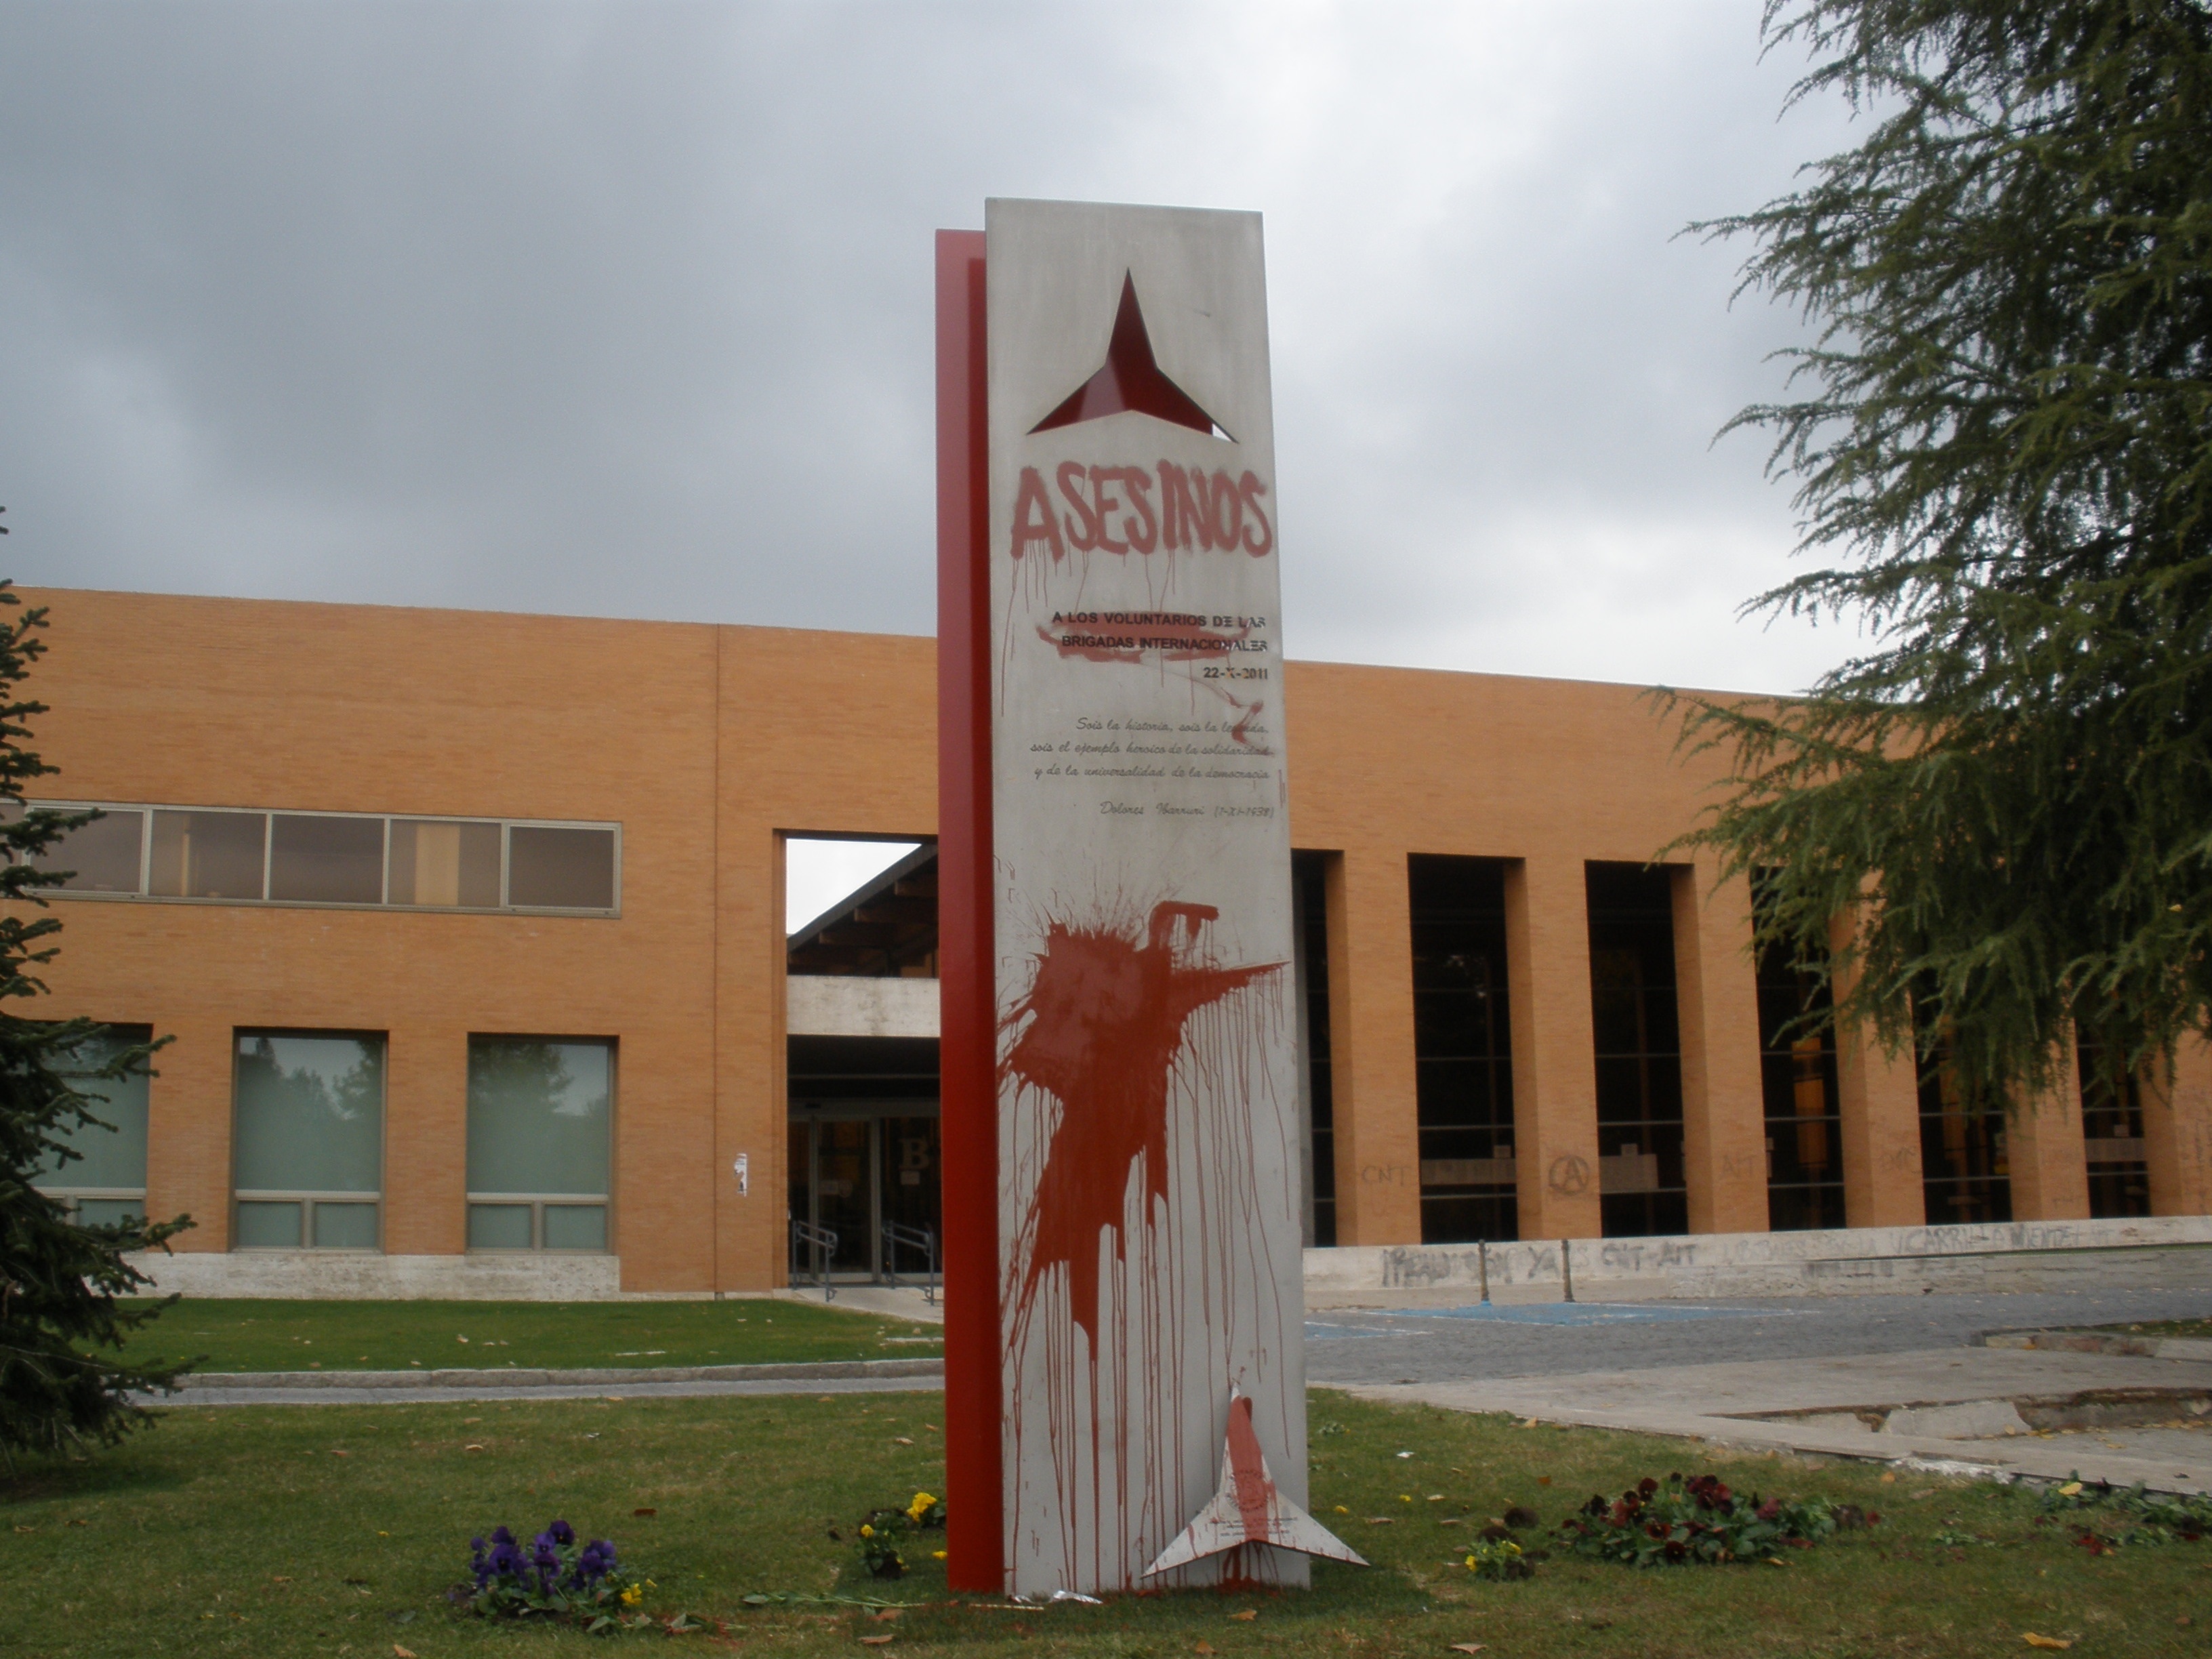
[0, 1, 1868, 692]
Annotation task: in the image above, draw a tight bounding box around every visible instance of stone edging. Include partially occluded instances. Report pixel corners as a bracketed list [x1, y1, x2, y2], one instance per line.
[1977, 1329, 2212, 1361]
[176, 1356, 946, 1391]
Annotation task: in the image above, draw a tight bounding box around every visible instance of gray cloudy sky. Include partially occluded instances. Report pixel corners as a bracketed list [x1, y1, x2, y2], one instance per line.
[3, 1, 1871, 695]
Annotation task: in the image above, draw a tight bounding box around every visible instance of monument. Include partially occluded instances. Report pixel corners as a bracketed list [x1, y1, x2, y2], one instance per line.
[937, 200, 1347, 1596]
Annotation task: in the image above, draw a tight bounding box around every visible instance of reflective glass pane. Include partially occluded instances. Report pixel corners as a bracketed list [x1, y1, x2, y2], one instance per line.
[235, 1200, 304, 1248]
[466, 1038, 611, 1195]
[39, 1025, 152, 1189]
[467, 1204, 534, 1249]
[268, 815, 384, 903]
[508, 825, 615, 909]
[75, 1198, 145, 1228]
[149, 810, 266, 900]
[233, 1033, 384, 1194]
[542, 1204, 607, 1252]
[22, 808, 144, 893]
[388, 819, 501, 907]
[312, 1202, 380, 1248]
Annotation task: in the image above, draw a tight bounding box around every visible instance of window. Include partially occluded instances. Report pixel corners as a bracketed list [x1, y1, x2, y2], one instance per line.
[16, 806, 145, 893]
[37, 1025, 152, 1226]
[18, 801, 619, 914]
[1586, 863, 1688, 1237]
[269, 813, 384, 903]
[2077, 1033, 2150, 1218]
[1753, 887, 1845, 1229]
[466, 1037, 613, 1251]
[389, 819, 501, 907]
[1917, 1012, 2010, 1223]
[1409, 855, 1517, 1243]
[232, 1032, 384, 1249]
[150, 809, 266, 899]
[1294, 853, 1336, 1247]
[508, 826, 617, 910]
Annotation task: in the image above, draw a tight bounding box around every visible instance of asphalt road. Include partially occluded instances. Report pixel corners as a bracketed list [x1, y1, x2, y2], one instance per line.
[1303, 1285, 2212, 1386]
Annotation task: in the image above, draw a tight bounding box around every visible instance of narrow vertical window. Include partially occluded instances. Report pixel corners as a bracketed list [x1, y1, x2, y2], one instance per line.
[466, 1038, 613, 1250]
[232, 1032, 384, 1248]
[1917, 1006, 2010, 1223]
[2078, 1035, 2150, 1218]
[1293, 852, 1336, 1248]
[1753, 882, 1845, 1229]
[1409, 855, 1517, 1243]
[1586, 863, 1687, 1237]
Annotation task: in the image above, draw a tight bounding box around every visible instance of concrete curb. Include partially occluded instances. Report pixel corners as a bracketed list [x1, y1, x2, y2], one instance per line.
[176, 1357, 946, 1391]
[1977, 1329, 2212, 1361]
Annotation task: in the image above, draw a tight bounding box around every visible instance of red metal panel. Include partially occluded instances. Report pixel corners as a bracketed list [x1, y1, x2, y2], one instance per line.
[934, 227, 1001, 1592]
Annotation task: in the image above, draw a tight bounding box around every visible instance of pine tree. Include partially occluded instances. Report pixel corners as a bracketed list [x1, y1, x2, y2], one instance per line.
[0, 581, 194, 1464]
[1676, 0, 2212, 1111]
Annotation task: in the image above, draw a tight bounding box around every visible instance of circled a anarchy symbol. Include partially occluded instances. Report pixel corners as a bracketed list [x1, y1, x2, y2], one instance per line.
[1547, 1153, 1591, 1197]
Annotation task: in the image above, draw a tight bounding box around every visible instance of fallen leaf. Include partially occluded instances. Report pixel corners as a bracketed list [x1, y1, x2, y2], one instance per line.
[859, 1638, 893, 1649]
[894, 1437, 915, 1446]
[1229, 1610, 1256, 1621]
[1879, 1472, 1897, 1484]
[331, 1450, 350, 1458]
[870, 1610, 903, 1622]
[634, 1508, 657, 1518]
[2057, 1482, 2084, 1497]
[924, 1423, 941, 1431]
[394, 1646, 418, 1658]
[1450, 1645, 1487, 1654]
[1427, 1494, 1446, 1502]
[1194, 1645, 1218, 1656]
[464, 1444, 485, 1452]
[1367, 1517, 1396, 1525]
[1536, 1476, 1552, 1487]
[2022, 1637, 2072, 1651]
[1334, 1506, 1349, 1514]
[64, 1519, 86, 1528]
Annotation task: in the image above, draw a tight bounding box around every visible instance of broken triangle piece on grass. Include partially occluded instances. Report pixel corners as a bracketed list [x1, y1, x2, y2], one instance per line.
[1143, 1391, 1367, 1576]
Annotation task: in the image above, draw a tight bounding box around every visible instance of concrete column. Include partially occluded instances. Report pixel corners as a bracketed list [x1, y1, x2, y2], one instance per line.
[1671, 861, 1767, 1234]
[1827, 912, 1925, 1228]
[1504, 854, 1602, 1239]
[143, 1014, 234, 1252]
[2008, 1038, 2091, 1221]
[384, 1023, 468, 1256]
[1323, 848, 1421, 1244]
[2142, 1038, 2212, 1216]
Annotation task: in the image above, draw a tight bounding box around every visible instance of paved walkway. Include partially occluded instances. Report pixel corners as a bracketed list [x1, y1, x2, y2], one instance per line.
[1330, 1345, 2212, 1494]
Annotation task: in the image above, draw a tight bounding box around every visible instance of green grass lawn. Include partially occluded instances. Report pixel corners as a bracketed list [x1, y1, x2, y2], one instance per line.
[5, 1388, 2205, 1658]
[118, 1296, 942, 1373]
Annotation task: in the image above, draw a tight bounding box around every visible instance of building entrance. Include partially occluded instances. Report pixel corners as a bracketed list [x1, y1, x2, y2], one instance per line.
[786, 1107, 941, 1286]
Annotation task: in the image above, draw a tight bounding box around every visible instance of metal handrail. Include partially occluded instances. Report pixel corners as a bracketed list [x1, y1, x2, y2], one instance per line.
[880, 1220, 939, 1305]
[790, 1219, 839, 1302]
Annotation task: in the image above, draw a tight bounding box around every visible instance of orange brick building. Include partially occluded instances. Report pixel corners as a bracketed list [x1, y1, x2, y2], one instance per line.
[18, 586, 2212, 1294]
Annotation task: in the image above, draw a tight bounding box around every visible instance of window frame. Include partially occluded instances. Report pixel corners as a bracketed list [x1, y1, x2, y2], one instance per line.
[462, 1033, 617, 1256]
[16, 800, 621, 918]
[34, 1023, 154, 1223]
[229, 1028, 388, 1254]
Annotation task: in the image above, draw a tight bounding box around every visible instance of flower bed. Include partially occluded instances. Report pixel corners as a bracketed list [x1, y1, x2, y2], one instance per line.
[1557, 1473, 1873, 1568]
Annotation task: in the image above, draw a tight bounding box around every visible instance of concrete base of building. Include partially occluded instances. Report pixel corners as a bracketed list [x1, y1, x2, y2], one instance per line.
[1306, 1214, 2212, 1306]
[129, 1250, 628, 1300]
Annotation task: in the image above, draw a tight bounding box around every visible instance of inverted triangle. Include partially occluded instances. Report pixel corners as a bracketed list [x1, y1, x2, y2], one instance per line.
[1143, 1391, 1366, 1576]
[1031, 273, 1232, 441]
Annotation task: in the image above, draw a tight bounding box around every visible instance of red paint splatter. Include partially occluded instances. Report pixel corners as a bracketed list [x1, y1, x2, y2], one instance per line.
[1000, 901, 1283, 1348]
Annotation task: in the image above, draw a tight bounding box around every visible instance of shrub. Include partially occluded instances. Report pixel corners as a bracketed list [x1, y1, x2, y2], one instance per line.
[855, 1491, 946, 1580]
[455, 1520, 647, 1632]
[1557, 1473, 1872, 1568]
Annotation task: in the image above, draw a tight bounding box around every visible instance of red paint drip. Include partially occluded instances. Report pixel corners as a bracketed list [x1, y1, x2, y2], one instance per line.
[1002, 901, 1283, 1348]
[1224, 1395, 1273, 1544]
